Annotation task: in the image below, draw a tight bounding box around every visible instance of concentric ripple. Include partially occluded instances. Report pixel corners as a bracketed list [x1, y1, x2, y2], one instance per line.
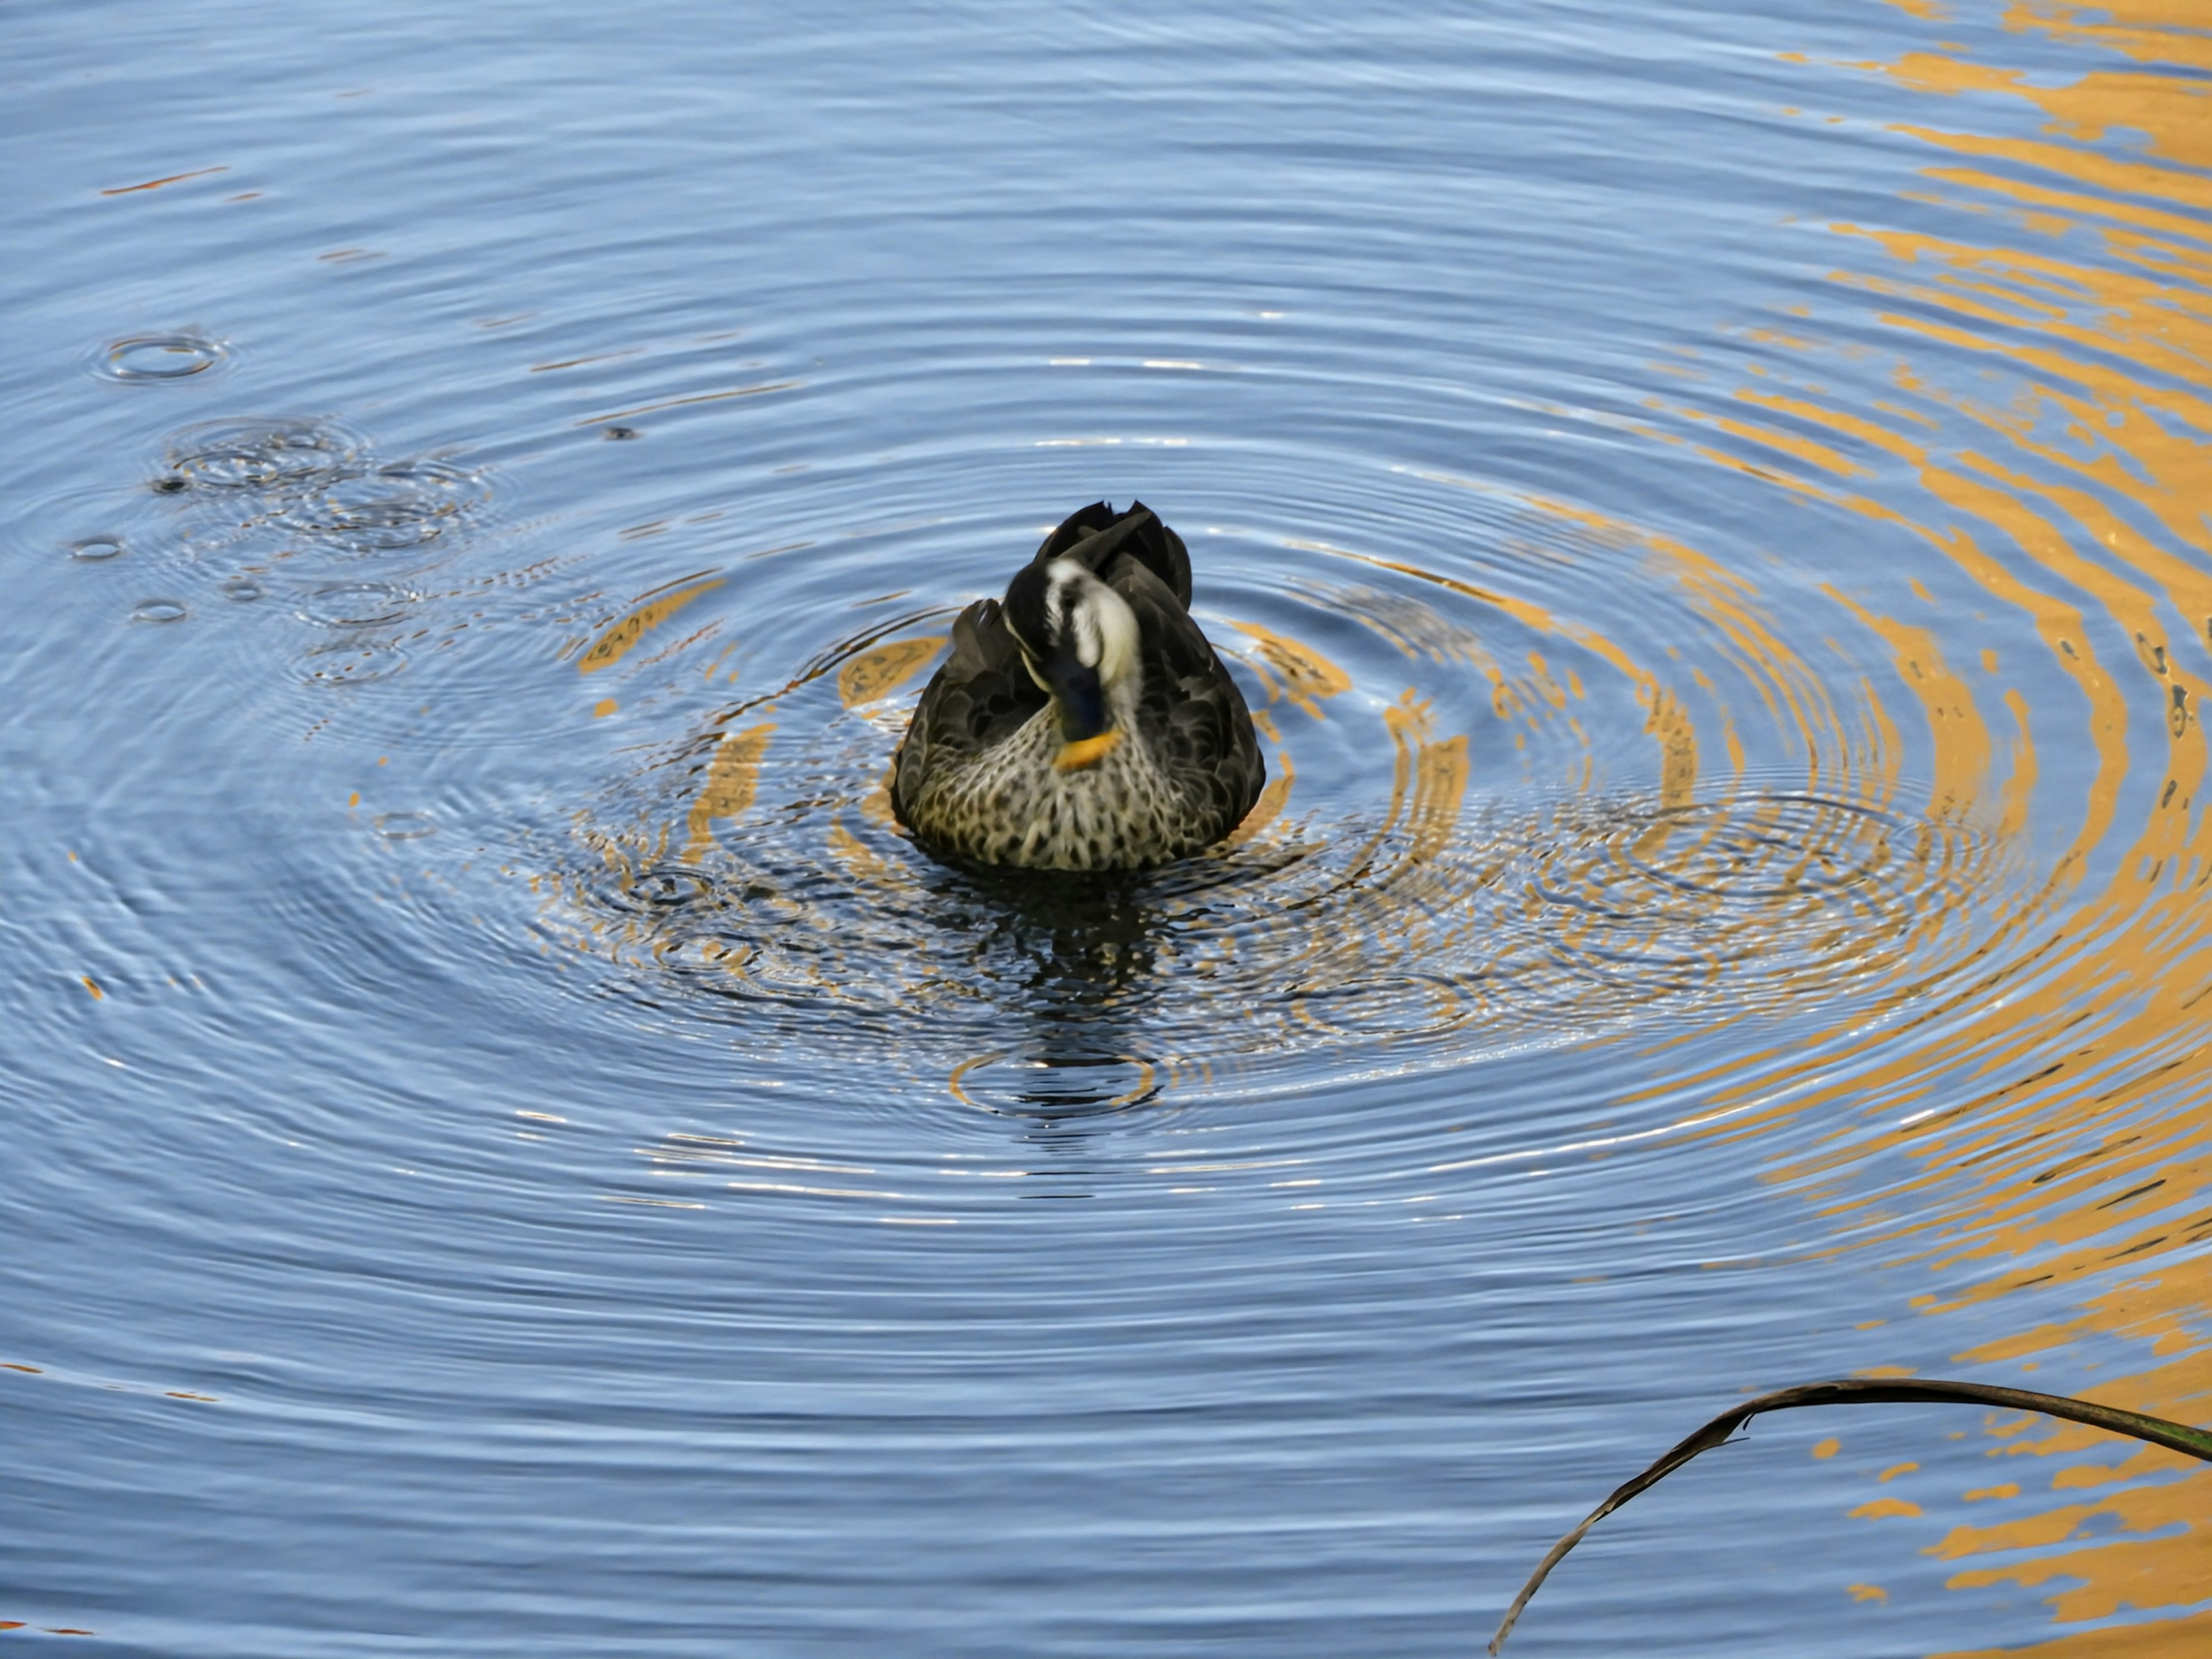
[87, 331, 228, 382]
[297, 582, 413, 627]
[541, 482, 2028, 1108]
[275, 457, 487, 554]
[162, 416, 366, 493]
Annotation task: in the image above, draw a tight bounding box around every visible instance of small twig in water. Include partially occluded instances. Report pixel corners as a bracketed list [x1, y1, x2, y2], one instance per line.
[1490, 1377, 2212, 1654]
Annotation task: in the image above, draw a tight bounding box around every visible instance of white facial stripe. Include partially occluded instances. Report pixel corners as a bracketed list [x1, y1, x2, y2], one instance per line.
[1035, 558, 1139, 687]
[1091, 584, 1138, 687]
[1043, 558, 1082, 635]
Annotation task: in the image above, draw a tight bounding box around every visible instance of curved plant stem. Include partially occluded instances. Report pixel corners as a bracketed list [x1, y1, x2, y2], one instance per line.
[1489, 1377, 2212, 1654]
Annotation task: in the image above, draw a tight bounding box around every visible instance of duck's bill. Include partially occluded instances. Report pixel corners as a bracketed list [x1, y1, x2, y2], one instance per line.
[1054, 730, 1123, 772]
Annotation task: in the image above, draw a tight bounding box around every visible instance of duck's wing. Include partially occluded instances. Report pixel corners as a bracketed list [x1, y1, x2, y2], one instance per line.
[889, 597, 1046, 826]
[1115, 501, 1192, 609]
[1034, 501, 1192, 609]
[1107, 556, 1267, 832]
[1034, 502, 1120, 562]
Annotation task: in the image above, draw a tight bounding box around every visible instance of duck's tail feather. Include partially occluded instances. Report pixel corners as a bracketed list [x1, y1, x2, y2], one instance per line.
[1033, 501, 1192, 608]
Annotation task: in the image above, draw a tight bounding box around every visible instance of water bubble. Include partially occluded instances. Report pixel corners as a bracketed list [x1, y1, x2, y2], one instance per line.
[149, 474, 191, 495]
[165, 417, 364, 493]
[68, 536, 126, 562]
[300, 639, 408, 685]
[373, 812, 435, 840]
[300, 582, 410, 627]
[130, 599, 189, 624]
[221, 577, 265, 602]
[603, 426, 641, 441]
[92, 333, 228, 382]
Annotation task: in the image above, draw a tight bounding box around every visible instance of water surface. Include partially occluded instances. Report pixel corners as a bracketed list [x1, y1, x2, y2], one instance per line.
[5, 2, 2209, 1654]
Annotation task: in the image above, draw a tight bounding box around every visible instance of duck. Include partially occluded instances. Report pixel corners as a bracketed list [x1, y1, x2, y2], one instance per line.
[891, 502, 1266, 871]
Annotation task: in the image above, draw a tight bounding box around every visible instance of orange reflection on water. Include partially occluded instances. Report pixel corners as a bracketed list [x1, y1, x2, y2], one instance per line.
[576, 574, 725, 673]
[836, 635, 945, 708]
[1691, 8, 2212, 1652]
[1381, 692, 1471, 863]
[681, 723, 774, 863]
[1998, 1, 2212, 73]
[1231, 620, 1354, 719]
[1828, 591, 1994, 822]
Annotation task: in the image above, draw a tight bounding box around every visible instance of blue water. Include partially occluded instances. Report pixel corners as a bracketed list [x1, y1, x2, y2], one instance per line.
[7, 3, 2209, 1654]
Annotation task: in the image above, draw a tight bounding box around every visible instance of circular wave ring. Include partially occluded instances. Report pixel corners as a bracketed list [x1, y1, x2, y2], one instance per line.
[298, 638, 409, 685]
[552, 696, 2014, 1100]
[164, 417, 366, 493]
[299, 582, 414, 627]
[89, 332, 229, 383]
[278, 458, 488, 553]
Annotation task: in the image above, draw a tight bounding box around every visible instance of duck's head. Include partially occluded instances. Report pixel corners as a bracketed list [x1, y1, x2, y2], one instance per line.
[1002, 556, 1141, 772]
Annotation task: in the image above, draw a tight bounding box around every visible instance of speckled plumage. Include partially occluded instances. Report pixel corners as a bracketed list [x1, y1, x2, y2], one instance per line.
[891, 502, 1266, 871]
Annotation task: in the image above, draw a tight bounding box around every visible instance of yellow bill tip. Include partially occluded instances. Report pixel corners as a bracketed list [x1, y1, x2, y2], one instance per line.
[1054, 731, 1123, 772]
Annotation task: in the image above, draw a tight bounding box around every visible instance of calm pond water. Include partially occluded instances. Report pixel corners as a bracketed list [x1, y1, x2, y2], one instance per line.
[5, 2, 2209, 1654]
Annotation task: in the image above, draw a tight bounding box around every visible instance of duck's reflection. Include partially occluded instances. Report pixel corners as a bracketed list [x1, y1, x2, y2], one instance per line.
[934, 863, 1168, 1126]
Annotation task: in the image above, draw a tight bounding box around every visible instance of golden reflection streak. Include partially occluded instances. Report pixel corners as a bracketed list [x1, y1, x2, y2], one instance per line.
[945, 1052, 1007, 1108]
[578, 577, 724, 673]
[838, 636, 945, 707]
[1382, 695, 1472, 863]
[1998, 687, 2039, 842]
[1825, 592, 1993, 821]
[681, 724, 774, 863]
[1997, 1, 2212, 73]
[1880, 48, 2212, 169]
[1230, 622, 1353, 718]
[1884, 123, 2212, 219]
[1220, 745, 1296, 850]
